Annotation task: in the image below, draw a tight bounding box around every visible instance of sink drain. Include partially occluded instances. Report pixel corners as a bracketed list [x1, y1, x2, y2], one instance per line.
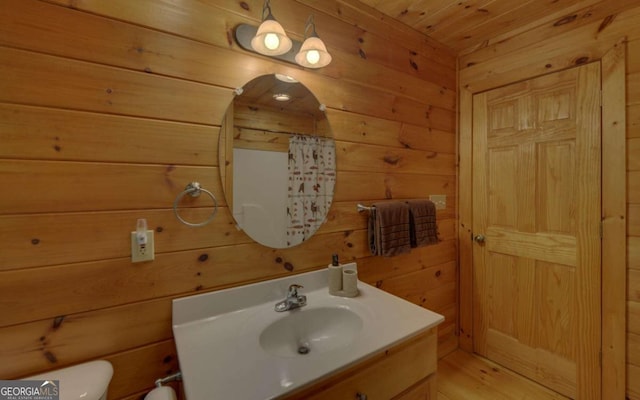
[297, 345, 310, 355]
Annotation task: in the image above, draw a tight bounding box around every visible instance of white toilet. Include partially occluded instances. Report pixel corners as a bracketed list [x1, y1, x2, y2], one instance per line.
[25, 360, 176, 400]
[26, 360, 113, 400]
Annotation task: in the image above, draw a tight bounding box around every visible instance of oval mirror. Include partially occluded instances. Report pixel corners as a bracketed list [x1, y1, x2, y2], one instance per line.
[219, 74, 336, 248]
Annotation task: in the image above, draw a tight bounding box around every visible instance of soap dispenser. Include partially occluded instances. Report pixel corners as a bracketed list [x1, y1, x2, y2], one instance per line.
[328, 253, 342, 295]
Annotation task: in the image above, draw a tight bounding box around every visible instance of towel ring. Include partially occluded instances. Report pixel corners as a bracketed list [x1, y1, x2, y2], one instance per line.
[173, 182, 218, 227]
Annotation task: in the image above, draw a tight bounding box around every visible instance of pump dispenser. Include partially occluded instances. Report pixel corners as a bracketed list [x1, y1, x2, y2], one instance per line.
[328, 253, 343, 295]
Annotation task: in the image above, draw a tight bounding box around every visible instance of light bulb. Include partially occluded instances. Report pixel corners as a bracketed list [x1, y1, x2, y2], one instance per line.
[264, 33, 280, 50]
[306, 50, 320, 65]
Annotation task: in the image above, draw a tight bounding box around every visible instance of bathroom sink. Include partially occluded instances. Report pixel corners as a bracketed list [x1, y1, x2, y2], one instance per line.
[172, 268, 444, 400]
[259, 306, 363, 357]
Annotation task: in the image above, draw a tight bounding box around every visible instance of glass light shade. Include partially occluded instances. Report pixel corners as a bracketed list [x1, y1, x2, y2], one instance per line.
[274, 74, 298, 83]
[295, 36, 332, 68]
[250, 19, 292, 56]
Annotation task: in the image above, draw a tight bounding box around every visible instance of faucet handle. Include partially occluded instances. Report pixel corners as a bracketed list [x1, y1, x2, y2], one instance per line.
[288, 284, 303, 296]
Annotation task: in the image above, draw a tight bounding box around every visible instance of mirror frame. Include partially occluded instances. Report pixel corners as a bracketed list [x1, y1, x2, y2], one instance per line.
[219, 74, 336, 248]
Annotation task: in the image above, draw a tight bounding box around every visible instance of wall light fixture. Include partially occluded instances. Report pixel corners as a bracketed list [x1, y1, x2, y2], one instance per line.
[295, 15, 332, 69]
[235, 1, 332, 69]
[250, 0, 292, 56]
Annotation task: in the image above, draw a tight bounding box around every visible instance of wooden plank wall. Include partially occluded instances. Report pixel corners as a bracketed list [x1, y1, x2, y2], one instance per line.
[458, 5, 639, 399]
[0, 0, 457, 398]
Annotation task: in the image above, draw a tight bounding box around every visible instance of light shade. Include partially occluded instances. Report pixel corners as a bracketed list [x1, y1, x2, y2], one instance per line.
[295, 36, 332, 68]
[251, 18, 292, 56]
[275, 73, 299, 83]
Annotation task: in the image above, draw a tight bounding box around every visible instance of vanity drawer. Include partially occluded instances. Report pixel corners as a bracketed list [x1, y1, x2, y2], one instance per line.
[285, 328, 437, 400]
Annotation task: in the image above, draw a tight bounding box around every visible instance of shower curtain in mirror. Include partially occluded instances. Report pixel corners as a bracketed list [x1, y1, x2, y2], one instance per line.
[286, 134, 336, 246]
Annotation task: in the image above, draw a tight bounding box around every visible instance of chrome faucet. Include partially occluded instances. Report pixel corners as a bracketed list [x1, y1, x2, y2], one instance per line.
[275, 284, 307, 312]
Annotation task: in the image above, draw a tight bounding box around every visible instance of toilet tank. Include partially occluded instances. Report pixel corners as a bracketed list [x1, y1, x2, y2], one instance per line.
[26, 360, 113, 400]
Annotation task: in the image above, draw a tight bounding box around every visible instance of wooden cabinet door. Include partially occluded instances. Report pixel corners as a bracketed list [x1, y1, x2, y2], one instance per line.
[472, 63, 601, 399]
[284, 329, 437, 400]
[391, 375, 437, 400]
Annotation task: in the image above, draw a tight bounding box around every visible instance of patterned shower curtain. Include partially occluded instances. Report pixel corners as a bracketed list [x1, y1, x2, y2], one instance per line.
[286, 134, 336, 246]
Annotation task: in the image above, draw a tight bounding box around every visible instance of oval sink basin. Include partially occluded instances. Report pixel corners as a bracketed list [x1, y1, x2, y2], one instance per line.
[259, 307, 363, 358]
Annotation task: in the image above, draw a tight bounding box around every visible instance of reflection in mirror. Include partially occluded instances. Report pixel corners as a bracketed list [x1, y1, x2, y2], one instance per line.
[219, 74, 336, 248]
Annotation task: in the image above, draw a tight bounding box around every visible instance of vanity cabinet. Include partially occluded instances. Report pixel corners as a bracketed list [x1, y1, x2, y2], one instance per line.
[284, 328, 437, 400]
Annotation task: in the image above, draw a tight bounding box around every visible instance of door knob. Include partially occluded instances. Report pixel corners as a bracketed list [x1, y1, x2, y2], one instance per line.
[474, 234, 485, 243]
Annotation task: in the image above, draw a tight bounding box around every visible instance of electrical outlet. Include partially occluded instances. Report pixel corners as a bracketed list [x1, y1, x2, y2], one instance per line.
[131, 230, 155, 263]
[429, 194, 447, 210]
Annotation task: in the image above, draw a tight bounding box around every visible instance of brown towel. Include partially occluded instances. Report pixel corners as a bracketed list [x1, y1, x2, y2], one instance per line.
[406, 199, 438, 248]
[368, 202, 411, 257]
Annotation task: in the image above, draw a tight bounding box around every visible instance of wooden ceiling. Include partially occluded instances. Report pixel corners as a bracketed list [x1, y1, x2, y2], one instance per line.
[355, 0, 640, 52]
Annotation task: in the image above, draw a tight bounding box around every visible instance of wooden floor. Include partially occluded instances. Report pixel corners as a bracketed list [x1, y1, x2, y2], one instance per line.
[437, 350, 570, 400]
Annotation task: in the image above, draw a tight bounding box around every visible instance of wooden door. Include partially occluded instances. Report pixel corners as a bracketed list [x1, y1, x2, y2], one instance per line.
[472, 63, 601, 399]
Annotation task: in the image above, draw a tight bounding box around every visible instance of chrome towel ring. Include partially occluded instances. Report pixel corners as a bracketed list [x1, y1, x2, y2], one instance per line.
[173, 182, 218, 227]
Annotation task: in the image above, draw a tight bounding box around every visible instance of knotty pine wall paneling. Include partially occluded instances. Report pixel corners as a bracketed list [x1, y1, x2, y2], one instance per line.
[629, 22, 640, 393]
[458, 5, 639, 399]
[0, 0, 457, 398]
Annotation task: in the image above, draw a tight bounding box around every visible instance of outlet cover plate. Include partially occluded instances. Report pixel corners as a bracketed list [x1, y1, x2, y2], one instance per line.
[131, 230, 155, 263]
[429, 194, 447, 210]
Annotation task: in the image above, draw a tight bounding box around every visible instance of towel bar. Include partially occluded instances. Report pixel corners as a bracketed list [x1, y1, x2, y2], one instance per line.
[356, 204, 374, 213]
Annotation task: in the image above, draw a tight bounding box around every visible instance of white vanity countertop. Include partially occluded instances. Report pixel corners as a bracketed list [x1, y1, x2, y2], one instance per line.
[172, 268, 444, 400]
